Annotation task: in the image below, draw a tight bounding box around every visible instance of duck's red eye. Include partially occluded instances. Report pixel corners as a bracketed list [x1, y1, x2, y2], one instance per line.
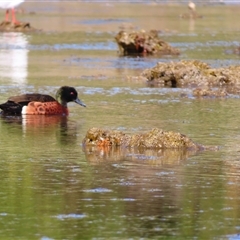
[70, 92, 74, 95]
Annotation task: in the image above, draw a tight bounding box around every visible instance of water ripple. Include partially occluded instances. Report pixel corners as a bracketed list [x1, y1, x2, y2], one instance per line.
[28, 42, 117, 51]
[110, 198, 136, 201]
[66, 55, 160, 69]
[82, 86, 185, 96]
[55, 213, 86, 220]
[82, 188, 112, 193]
[174, 41, 239, 48]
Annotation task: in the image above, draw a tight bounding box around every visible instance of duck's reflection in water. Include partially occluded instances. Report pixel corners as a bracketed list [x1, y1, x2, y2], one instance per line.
[0, 32, 28, 84]
[83, 145, 199, 166]
[1, 115, 79, 146]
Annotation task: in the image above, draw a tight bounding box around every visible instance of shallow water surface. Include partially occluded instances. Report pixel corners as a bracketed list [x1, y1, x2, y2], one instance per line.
[0, 2, 240, 239]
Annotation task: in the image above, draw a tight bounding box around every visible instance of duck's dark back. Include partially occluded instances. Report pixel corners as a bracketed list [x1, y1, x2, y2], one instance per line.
[8, 94, 56, 104]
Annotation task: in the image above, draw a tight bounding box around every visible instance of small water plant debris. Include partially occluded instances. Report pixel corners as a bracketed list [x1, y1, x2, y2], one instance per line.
[232, 46, 240, 55]
[0, 21, 38, 32]
[115, 29, 180, 56]
[192, 88, 228, 98]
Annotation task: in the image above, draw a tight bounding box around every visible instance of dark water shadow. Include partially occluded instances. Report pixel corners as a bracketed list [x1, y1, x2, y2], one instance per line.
[82, 145, 200, 165]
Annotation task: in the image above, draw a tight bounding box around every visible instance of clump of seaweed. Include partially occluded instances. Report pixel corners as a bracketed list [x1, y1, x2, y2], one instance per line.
[141, 60, 240, 96]
[115, 30, 180, 56]
[82, 127, 205, 150]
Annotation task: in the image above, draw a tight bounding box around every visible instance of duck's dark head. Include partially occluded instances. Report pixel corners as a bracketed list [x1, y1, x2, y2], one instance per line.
[56, 86, 86, 107]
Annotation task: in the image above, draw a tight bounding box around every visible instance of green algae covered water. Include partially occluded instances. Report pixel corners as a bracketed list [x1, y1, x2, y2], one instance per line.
[0, 2, 240, 239]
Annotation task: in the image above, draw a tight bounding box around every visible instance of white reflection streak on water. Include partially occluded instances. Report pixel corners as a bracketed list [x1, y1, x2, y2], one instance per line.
[0, 32, 28, 84]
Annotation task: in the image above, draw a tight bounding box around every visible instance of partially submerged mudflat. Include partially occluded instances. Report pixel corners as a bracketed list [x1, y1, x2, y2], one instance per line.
[83, 127, 207, 150]
[115, 30, 180, 56]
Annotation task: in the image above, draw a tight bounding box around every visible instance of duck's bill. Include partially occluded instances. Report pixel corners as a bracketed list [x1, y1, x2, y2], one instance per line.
[75, 98, 86, 107]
